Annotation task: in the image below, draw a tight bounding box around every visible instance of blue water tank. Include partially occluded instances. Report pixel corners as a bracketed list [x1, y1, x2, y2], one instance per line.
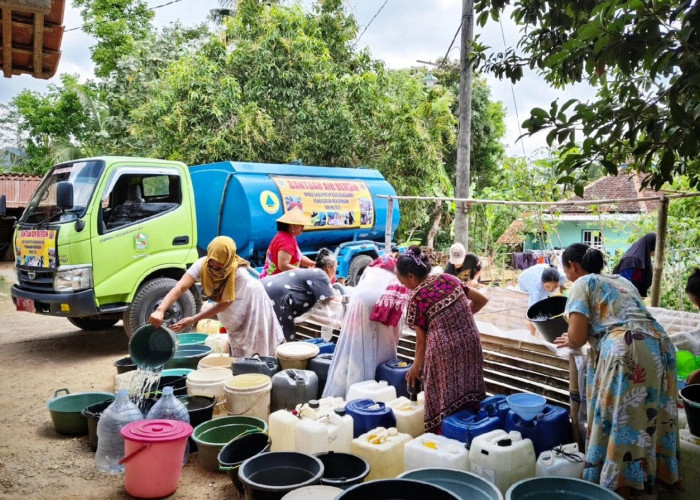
[441, 409, 502, 447]
[375, 359, 412, 399]
[188, 161, 400, 264]
[480, 394, 510, 426]
[345, 399, 396, 437]
[504, 404, 572, 455]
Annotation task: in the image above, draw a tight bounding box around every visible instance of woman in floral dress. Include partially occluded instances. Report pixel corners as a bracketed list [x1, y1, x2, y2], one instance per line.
[555, 243, 679, 497]
[396, 246, 488, 433]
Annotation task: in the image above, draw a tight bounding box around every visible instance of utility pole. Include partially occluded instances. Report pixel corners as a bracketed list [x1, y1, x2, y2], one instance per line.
[454, 0, 474, 250]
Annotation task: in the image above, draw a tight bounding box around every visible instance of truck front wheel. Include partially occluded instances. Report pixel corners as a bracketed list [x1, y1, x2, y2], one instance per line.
[348, 254, 373, 286]
[123, 277, 196, 338]
[67, 316, 119, 331]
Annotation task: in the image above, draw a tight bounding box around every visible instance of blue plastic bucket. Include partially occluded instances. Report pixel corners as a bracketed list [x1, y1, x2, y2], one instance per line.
[506, 477, 621, 499]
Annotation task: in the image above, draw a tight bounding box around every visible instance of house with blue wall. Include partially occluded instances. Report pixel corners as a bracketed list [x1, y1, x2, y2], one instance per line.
[497, 172, 659, 256]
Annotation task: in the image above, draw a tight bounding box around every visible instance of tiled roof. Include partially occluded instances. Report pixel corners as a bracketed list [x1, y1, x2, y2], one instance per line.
[557, 171, 659, 214]
[497, 219, 525, 245]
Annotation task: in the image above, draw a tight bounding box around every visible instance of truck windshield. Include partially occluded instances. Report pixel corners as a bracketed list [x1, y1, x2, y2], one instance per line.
[20, 160, 105, 225]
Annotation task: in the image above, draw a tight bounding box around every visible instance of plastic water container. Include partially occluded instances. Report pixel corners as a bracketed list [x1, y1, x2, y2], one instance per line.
[309, 353, 334, 398]
[95, 389, 144, 473]
[480, 395, 510, 425]
[223, 373, 272, 421]
[276, 342, 320, 370]
[204, 333, 229, 354]
[676, 429, 700, 500]
[469, 430, 536, 495]
[387, 396, 425, 437]
[376, 359, 413, 399]
[186, 367, 232, 415]
[350, 427, 412, 480]
[535, 443, 585, 478]
[271, 369, 319, 412]
[295, 408, 354, 455]
[345, 399, 397, 437]
[404, 432, 469, 472]
[504, 404, 572, 455]
[197, 353, 233, 370]
[146, 386, 191, 465]
[442, 409, 502, 447]
[269, 409, 300, 452]
[303, 337, 336, 354]
[346, 380, 397, 403]
[231, 355, 280, 377]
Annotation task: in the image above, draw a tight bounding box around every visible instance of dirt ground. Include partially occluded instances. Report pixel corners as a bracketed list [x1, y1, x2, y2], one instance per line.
[0, 262, 242, 499]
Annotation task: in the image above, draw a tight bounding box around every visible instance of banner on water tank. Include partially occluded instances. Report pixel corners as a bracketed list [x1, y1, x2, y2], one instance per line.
[15, 229, 58, 268]
[271, 176, 374, 230]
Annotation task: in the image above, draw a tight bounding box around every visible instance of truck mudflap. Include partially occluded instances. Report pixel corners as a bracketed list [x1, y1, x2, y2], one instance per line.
[10, 285, 98, 317]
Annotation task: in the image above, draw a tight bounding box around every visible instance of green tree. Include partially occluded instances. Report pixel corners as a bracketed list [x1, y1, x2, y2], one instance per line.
[73, 0, 155, 77]
[474, 0, 700, 192]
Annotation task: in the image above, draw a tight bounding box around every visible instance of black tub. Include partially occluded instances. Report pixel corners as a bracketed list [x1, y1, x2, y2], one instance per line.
[113, 356, 136, 374]
[315, 451, 369, 489]
[337, 479, 460, 499]
[181, 395, 215, 452]
[219, 432, 271, 494]
[526, 296, 569, 343]
[680, 383, 700, 437]
[238, 451, 323, 500]
[81, 399, 115, 451]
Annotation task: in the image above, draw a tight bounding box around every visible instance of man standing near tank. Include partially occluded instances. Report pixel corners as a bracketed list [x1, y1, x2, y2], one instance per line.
[518, 263, 568, 335]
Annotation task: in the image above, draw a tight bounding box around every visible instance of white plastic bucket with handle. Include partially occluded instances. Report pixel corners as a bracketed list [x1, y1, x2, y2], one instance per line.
[224, 374, 272, 421]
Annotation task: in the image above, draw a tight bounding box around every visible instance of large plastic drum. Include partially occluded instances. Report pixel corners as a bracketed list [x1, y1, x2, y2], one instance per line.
[399, 468, 503, 500]
[506, 477, 622, 499]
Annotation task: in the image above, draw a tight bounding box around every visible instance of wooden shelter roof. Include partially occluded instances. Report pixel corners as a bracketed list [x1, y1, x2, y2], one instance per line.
[0, 0, 65, 79]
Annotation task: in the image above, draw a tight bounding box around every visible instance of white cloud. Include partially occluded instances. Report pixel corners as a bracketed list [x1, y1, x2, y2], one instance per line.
[1, 0, 596, 157]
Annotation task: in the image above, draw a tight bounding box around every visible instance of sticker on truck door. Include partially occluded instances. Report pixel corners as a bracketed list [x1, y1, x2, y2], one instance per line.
[271, 176, 374, 230]
[15, 229, 58, 268]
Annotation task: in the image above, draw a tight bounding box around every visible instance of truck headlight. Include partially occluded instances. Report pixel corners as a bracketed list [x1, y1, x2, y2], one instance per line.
[54, 266, 93, 292]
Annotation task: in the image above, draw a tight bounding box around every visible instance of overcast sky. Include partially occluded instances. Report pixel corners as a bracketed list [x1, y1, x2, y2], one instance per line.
[1, 0, 595, 156]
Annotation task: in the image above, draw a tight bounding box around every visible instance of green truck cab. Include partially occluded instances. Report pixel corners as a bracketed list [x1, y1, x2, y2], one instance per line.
[10, 157, 201, 337]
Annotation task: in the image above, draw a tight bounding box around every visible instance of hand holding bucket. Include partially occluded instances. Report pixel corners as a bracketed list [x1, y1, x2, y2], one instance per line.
[129, 324, 178, 370]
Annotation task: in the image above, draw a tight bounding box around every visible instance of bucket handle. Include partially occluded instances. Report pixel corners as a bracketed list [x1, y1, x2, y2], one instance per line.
[229, 392, 269, 417]
[118, 443, 151, 465]
[218, 430, 270, 471]
[53, 388, 70, 397]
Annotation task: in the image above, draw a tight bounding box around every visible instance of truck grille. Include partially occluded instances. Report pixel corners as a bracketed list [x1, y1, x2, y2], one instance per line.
[17, 268, 54, 292]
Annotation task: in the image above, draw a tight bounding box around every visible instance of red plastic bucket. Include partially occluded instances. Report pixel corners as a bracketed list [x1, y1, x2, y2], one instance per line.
[120, 419, 193, 498]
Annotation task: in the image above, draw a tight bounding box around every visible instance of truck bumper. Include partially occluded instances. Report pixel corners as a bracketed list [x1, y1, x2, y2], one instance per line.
[11, 285, 99, 317]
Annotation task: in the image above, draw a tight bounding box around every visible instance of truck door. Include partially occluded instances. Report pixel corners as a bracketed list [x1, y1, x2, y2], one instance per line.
[92, 166, 191, 305]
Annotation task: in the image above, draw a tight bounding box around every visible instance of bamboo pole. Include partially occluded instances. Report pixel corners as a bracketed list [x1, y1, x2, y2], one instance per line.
[384, 196, 393, 255]
[650, 195, 669, 306]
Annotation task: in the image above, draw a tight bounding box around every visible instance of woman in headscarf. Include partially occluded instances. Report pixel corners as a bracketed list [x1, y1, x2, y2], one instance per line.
[443, 242, 482, 286]
[612, 232, 656, 298]
[149, 236, 284, 357]
[323, 254, 411, 398]
[260, 207, 316, 277]
[396, 246, 488, 433]
[262, 248, 339, 341]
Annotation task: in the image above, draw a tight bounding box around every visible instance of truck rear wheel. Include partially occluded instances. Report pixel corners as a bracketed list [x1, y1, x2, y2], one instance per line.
[123, 277, 196, 338]
[67, 316, 119, 331]
[348, 254, 373, 286]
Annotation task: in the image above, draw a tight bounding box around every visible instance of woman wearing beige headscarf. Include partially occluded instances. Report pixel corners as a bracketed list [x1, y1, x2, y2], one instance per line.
[150, 236, 284, 357]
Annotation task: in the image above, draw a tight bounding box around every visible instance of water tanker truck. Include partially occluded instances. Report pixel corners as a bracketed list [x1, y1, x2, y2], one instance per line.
[5, 157, 399, 336]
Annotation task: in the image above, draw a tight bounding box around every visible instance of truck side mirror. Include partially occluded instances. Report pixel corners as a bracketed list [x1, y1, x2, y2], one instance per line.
[56, 182, 74, 210]
[0, 194, 6, 216]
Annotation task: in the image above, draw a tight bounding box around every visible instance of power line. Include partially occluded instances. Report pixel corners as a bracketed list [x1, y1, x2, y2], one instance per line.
[354, 0, 390, 46]
[64, 0, 188, 33]
[498, 17, 527, 157]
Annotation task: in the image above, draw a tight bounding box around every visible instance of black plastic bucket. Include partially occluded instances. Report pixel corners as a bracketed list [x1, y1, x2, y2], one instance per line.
[181, 395, 215, 452]
[680, 383, 700, 437]
[81, 399, 115, 451]
[113, 356, 136, 374]
[238, 451, 324, 500]
[337, 479, 460, 499]
[158, 375, 188, 396]
[526, 296, 569, 343]
[218, 432, 271, 494]
[315, 451, 370, 489]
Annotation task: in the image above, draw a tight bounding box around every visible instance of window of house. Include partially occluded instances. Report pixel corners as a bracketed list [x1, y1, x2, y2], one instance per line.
[582, 230, 604, 249]
[99, 170, 181, 233]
